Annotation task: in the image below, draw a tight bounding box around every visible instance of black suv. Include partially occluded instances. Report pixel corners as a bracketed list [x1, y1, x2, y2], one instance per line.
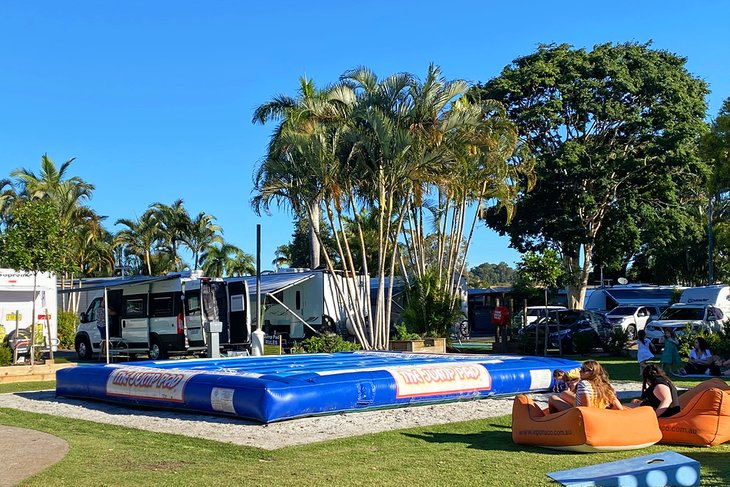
[542, 309, 613, 353]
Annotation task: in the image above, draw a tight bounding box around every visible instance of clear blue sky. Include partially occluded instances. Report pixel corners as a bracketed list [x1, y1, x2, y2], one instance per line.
[1, 1, 728, 271]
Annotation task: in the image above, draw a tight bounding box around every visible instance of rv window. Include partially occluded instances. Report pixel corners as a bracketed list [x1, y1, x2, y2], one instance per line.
[230, 294, 244, 312]
[296, 291, 301, 310]
[187, 295, 201, 314]
[124, 298, 146, 317]
[151, 296, 174, 317]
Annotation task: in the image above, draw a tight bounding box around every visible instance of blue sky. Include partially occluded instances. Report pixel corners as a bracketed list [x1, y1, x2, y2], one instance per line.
[1, 1, 728, 271]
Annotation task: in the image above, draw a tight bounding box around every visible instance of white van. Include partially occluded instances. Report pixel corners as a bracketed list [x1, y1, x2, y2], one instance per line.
[74, 273, 250, 360]
[0, 269, 58, 360]
[644, 285, 730, 344]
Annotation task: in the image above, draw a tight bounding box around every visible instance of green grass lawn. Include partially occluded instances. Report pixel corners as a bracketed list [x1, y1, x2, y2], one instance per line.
[1, 355, 729, 486]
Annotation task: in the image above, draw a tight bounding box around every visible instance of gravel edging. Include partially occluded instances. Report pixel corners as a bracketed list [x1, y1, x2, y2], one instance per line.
[0, 382, 644, 451]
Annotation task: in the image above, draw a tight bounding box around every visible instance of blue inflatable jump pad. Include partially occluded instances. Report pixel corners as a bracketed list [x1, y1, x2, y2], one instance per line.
[55, 351, 580, 423]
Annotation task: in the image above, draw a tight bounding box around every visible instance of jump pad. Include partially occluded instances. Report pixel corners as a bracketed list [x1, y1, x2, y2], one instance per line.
[56, 351, 580, 423]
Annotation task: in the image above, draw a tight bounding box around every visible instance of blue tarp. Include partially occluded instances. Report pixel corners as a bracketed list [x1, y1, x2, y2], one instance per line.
[56, 352, 580, 423]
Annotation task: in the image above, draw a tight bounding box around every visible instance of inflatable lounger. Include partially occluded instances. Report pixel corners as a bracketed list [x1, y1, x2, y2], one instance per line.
[659, 378, 730, 446]
[56, 351, 580, 423]
[512, 394, 662, 452]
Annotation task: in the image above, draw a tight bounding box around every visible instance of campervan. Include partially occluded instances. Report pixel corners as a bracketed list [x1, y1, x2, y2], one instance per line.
[0, 269, 58, 359]
[73, 273, 250, 360]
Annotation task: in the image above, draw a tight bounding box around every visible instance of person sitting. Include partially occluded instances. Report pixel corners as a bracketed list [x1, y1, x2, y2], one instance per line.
[574, 360, 624, 410]
[549, 360, 623, 412]
[677, 337, 713, 376]
[548, 368, 579, 413]
[630, 364, 681, 417]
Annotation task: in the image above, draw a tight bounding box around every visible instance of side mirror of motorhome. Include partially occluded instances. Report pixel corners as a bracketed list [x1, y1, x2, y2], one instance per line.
[80, 311, 88, 323]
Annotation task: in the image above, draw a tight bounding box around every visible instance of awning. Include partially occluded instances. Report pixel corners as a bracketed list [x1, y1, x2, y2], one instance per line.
[57, 273, 190, 294]
[228, 272, 316, 297]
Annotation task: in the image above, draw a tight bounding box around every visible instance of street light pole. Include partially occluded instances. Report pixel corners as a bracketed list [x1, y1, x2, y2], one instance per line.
[708, 194, 714, 285]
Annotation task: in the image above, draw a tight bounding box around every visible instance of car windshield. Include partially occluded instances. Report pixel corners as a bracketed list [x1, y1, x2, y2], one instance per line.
[608, 306, 637, 316]
[659, 307, 704, 321]
[547, 310, 583, 325]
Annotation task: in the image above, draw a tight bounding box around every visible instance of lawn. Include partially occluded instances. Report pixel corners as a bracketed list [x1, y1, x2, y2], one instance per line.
[1, 355, 728, 486]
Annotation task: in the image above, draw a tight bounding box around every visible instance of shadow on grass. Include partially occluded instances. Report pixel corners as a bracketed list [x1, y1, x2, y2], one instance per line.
[400, 427, 565, 455]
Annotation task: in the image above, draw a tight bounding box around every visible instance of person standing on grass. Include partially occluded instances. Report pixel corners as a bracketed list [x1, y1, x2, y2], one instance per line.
[660, 328, 682, 374]
[635, 329, 656, 375]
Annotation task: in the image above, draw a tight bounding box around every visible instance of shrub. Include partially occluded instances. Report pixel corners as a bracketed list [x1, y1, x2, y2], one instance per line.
[400, 268, 463, 338]
[57, 311, 78, 350]
[301, 334, 362, 353]
[605, 327, 630, 356]
[572, 332, 595, 355]
[393, 323, 421, 341]
[0, 342, 11, 366]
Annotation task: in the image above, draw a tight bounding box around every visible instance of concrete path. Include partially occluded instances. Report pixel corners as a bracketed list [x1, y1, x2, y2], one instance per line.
[0, 425, 69, 486]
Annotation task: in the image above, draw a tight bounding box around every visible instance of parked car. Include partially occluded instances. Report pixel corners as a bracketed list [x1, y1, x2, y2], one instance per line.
[512, 306, 567, 328]
[644, 303, 727, 347]
[604, 305, 662, 340]
[545, 309, 614, 354]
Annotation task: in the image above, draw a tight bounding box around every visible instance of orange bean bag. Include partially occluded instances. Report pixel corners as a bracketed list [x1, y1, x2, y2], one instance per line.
[658, 378, 730, 446]
[511, 394, 661, 452]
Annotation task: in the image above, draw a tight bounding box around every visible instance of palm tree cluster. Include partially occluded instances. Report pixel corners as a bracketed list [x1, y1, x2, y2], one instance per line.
[1, 155, 255, 311]
[252, 65, 534, 349]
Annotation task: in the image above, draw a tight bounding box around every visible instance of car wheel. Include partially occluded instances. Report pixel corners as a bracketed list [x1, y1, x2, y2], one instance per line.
[148, 337, 167, 360]
[75, 335, 93, 360]
[625, 324, 637, 341]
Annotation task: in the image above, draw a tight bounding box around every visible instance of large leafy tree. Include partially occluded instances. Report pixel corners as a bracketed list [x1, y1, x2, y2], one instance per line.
[472, 42, 709, 307]
[0, 199, 73, 363]
[701, 97, 730, 282]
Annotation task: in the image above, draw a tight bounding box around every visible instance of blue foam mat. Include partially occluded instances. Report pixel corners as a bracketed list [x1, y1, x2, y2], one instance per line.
[548, 451, 699, 487]
[56, 351, 579, 422]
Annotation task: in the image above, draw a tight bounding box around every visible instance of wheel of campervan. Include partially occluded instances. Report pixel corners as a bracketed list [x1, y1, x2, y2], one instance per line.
[75, 335, 92, 360]
[148, 337, 167, 360]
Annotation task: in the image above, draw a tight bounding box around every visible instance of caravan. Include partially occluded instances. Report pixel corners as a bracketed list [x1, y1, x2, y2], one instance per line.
[233, 269, 370, 342]
[73, 272, 250, 360]
[0, 269, 58, 359]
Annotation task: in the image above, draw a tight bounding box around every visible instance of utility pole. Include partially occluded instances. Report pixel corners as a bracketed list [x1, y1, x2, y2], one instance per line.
[708, 194, 714, 285]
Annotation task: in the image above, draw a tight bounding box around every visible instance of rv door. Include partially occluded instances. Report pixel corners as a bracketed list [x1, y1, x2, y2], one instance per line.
[201, 280, 229, 344]
[120, 294, 149, 349]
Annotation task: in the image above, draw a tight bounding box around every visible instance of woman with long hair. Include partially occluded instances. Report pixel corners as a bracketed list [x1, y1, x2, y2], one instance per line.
[633, 364, 680, 417]
[574, 360, 624, 410]
[678, 336, 713, 375]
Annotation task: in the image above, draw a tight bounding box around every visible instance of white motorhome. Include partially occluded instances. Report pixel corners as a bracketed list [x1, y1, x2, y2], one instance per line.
[0, 268, 58, 358]
[584, 284, 678, 312]
[234, 269, 370, 341]
[72, 272, 250, 359]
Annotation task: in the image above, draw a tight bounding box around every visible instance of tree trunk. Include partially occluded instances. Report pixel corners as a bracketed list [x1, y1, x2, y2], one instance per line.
[563, 243, 594, 310]
[308, 199, 321, 269]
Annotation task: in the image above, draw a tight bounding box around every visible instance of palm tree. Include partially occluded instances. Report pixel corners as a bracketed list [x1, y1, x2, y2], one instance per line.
[201, 242, 254, 277]
[182, 212, 223, 270]
[115, 210, 162, 275]
[150, 199, 191, 271]
[0, 178, 17, 230]
[252, 77, 353, 269]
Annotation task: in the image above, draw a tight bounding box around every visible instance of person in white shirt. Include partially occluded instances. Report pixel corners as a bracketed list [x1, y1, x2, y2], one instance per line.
[677, 337, 712, 375]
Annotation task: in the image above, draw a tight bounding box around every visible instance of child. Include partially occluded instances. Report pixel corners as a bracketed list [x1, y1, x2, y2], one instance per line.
[548, 368, 579, 413]
[552, 368, 579, 393]
[660, 328, 682, 374]
[635, 329, 656, 375]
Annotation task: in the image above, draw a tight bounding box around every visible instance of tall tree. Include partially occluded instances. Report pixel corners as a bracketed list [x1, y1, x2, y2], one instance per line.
[150, 199, 191, 271]
[182, 212, 223, 270]
[115, 211, 162, 275]
[473, 42, 709, 308]
[253, 77, 349, 269]
[200, 242, 253, 277]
